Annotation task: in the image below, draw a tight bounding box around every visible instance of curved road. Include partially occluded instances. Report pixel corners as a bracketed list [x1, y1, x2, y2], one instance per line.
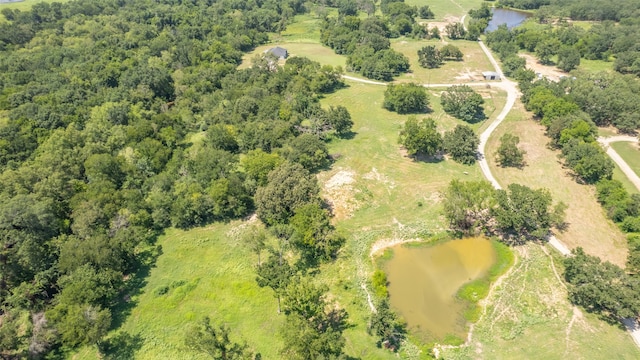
[475, 40, 572, 256]
[342, 42, 571, 256]
[597, 136, 640, 192]
[344, 34, 640, 351]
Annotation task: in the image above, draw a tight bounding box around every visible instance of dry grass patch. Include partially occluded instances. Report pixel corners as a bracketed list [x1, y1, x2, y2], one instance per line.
[485, 102, 628, 266]
[521, 53, 567, 82]
[392, 39, 494, 85]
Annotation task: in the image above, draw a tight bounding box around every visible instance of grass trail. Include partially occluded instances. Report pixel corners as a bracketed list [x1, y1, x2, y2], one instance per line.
[441, 244, 640, 359]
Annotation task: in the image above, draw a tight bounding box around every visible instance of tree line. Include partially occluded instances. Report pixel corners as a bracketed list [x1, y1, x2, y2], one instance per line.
[484, 3, 640, 79]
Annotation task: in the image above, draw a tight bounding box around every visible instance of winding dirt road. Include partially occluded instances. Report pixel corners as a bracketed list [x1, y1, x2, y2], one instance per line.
[341, 41, 571, 257]
[475, 40, 572, 256]
[343, 36, 640, 351]
[597, 136, 640, 192]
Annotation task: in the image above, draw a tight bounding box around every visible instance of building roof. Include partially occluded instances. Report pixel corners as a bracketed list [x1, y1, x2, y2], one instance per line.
[482, 71, 500, 77]
[267, 46, 288, 59]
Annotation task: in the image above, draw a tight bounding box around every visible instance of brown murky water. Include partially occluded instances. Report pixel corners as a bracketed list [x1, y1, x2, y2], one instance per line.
[385, 237, 496, 340]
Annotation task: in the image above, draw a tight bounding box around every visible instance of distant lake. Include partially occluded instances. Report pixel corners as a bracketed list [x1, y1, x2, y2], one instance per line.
[485, 8, 532, 32]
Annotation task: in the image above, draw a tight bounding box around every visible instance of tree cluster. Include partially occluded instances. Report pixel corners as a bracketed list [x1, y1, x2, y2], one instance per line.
[443, 180, 566, 243]
[417, 44, 464, 69]
[564, 248, 640, 322]
[440, 85, 486, 123]
[398, 118, 480, 165]
[321, 15, 410, 81]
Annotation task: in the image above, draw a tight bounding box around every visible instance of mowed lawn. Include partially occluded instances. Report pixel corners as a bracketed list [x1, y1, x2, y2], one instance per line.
[485, 101, 628, 266]
[239, 43, 347, 69]
[393, 38, 495, 85]
[406, 0, 484, 21]
[441, 244, 640, 359]
[611, 141, 640, 179]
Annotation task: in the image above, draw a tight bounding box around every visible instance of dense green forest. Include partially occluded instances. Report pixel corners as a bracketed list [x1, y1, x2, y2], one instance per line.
[0, 0, 358, 357]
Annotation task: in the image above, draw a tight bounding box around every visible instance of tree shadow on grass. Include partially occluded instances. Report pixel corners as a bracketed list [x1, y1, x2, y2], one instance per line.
[411, 152, 444, 163]
[99, 332, 144, 360]
[110, 243, 164, 330]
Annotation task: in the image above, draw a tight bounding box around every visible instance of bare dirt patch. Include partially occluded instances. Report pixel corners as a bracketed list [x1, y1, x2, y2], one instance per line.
[321, 169, 359, 220]
[421, 15, 461, 34]
[369, 237, 422, 258]
[363, 167, 396, 189]
[454, 69, 483, 81]
[521, 54, 567, 82]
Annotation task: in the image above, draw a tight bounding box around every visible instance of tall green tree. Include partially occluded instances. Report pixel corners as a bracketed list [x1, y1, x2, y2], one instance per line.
[492, 184, 566, 241]
[290, 203, 344, 264]
[441, 85, 485, 123]
[326, 105, 353, 136]
[495, 133, 526, 167]
[417, 45, 442, 69]
[443, 125, 479, 165]
[398, 116, 443, 157]
[561, 139, 613, 184]
[255, 162, 321, 226]
[383, 83, 429, 114]
[442, 180, 496, 234]
[255, 252, 294, 313]
[368, 299, 406, 352]
[280, 279, 348, 359]
[557, 46, 581, 72]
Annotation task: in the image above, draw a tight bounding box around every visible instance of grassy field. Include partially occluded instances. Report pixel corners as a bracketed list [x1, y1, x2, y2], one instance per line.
[578, 59, 613, 73]
[74, 80, 499, 360]
[484, 101, 628, 266]
[0, 0, 67, 17]
[392, 38, 495, 85]
[239, 43, 348, 69]
[611, 141, 640, 178]
[441, 244, 640, 359]
[406, 0, 483, 21]
[320, 80, 489, 234]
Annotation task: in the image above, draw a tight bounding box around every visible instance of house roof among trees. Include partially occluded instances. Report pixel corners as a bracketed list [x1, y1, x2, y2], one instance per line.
[267, 46, 288, 59]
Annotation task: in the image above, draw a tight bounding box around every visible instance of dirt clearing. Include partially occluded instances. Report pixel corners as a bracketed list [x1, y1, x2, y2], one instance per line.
[521, 54, 567, 82]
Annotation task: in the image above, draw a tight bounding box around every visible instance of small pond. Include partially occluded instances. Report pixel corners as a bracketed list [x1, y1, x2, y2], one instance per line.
[384, 237, 496, 341]
[485, 8, 532, 32]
